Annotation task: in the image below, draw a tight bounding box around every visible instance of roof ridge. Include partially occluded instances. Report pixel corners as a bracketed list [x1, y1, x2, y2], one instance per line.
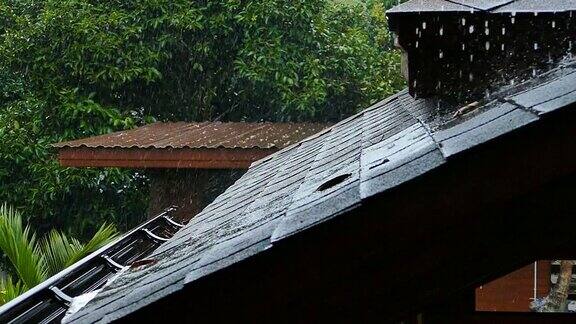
[445, 0, 515, 11]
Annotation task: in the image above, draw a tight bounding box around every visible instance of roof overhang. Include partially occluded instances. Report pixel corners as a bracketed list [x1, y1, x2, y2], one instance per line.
[57, 147, 276, 169]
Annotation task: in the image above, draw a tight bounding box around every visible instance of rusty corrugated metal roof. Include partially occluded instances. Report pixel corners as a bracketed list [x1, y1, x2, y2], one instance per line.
[53, 122, 329, 150]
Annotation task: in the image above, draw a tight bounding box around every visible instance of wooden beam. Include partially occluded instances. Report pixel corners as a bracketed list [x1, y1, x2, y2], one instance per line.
[57, 147, 276, 169]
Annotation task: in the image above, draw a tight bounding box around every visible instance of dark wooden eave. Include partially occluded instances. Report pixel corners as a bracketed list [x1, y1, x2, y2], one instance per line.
[57, 147, 275, 169]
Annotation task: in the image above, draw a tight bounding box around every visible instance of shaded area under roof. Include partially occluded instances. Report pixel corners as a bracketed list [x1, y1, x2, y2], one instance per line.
[53, 122, 328, 169]
[63, 59, 576, 323]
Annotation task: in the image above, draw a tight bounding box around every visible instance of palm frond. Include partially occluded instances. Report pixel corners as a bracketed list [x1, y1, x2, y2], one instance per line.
[41, 223, 118, 276]
[0, 275, 27, 305]
[0, 203, 47, 289]
[40, 230, 84, 276]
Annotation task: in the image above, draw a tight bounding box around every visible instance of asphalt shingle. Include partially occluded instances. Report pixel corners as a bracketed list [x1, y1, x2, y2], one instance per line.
[65, 59, 576, 324]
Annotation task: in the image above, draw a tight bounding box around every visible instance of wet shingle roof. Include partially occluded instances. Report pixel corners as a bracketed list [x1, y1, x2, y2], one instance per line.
[53, 122, 328, 150]
[64, 59, 576, 323]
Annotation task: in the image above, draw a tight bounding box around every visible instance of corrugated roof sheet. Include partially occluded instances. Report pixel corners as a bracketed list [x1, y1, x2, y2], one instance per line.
[53, 122, 329, 150]
[63, 58, 576, 323]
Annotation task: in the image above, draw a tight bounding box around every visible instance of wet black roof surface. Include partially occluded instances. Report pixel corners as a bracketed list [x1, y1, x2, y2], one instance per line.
[64, 58, 576, 323]
[388, 0, 576, 13]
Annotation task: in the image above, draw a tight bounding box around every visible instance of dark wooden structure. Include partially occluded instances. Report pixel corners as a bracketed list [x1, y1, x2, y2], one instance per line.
[388, 0, 576, 101]
[476, 261, 552, 312]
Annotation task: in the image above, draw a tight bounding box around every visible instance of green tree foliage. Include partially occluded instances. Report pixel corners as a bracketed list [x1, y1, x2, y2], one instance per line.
[0, 0, 404, 236]
[0, 203, 118, 304]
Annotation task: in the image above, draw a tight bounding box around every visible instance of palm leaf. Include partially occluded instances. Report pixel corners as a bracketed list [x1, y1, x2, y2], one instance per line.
[0, 203, 47, 289]
[0, 275, 27, 305]
[41, 223, 118, 276]
[65, 223, 118, 267]
[40, 230, 84, 276]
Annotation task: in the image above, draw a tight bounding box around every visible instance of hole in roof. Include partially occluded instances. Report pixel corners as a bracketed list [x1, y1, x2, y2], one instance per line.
[369, 158, 390, 170]
[317, 173, 351, 192]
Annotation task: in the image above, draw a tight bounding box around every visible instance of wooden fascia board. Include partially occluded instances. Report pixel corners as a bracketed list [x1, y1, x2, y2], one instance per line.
[57, 147, 276, 169]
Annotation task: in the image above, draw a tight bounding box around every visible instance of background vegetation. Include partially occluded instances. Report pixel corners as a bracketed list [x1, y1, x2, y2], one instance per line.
[0, 0, 404, 239]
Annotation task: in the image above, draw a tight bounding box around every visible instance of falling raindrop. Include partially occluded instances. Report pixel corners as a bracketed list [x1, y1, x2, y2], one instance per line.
[469, 25, 475, 33]
[413, 79, 417, 88]
[511, 11, 516, 16]
[485, 41, 490, 51]
[459, 70, 463, 78]
[461, 18, 466, 25]
[501, 43, 505, 51]
[485, 21, 489, 27]
[532, 68, 537, 77]
[462, 43, 466, 51]
[511, 17, 515, 24]
[470, 54, 474, 62]
[485, 28, 490, 35]
[534, 12, 538, 17]
[534, 42, 539, 50]
[415, 40, 419, 48]
[422, 21, 427, 29]
[552, 21, 556, 28]
[502, 27, 506, 35]
[469, 73, 474, 81]
[439, 50, 444, 59]
[485, 89, 490, 99]
[415, 27, 419, 35]
[439, 26, 444, 36]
